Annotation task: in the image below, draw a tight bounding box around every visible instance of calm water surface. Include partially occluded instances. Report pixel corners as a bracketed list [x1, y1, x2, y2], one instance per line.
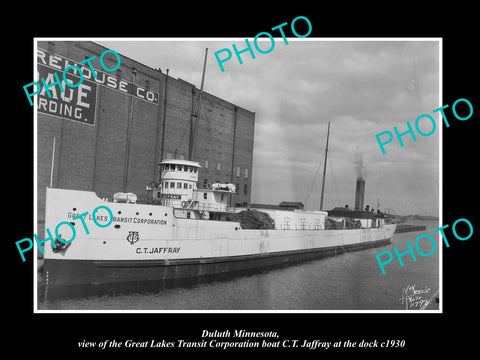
[38, 220, 440, 311]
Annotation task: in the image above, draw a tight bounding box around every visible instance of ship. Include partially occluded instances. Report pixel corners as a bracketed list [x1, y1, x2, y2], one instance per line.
[41, 161, 396, 300]
[40, 49, 396, 300]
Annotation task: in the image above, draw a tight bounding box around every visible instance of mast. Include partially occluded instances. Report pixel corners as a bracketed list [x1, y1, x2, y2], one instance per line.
[188, 48, 208, 161]
[319, 121, 330, 210]
[49, 137, 56, 187]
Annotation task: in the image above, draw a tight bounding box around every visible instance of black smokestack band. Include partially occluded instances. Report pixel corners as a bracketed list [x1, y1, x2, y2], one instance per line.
[355, 177, 365, 211]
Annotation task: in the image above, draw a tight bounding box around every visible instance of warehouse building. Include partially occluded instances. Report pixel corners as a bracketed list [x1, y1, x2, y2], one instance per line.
[36, 40, 255, 235]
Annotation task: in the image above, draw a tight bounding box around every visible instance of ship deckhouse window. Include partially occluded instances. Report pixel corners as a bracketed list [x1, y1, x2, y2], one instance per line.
[170, 182, 175, 188]
[177, 182, 182, 189]
[176, 165, 182, 171]
[183, 183, 188, 189]
[194, 167, 197, 173]
[217, 163, 221, 171]
[203, 192, 208, 199]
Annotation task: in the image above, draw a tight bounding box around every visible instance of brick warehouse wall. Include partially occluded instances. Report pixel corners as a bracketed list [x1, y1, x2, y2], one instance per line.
[36, 40, 255, 239]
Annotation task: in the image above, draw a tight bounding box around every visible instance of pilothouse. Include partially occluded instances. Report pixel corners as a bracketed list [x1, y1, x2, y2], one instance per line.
[146, 159, 236, 221]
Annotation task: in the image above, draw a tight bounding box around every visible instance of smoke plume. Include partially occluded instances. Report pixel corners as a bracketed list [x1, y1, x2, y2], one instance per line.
[354, 154, 367, 179]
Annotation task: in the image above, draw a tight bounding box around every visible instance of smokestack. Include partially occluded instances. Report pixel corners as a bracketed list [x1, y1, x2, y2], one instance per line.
[355, 177, 365, 211]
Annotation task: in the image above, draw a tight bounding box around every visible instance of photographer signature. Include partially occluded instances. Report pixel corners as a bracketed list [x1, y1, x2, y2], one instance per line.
[399, 284, 433, 310]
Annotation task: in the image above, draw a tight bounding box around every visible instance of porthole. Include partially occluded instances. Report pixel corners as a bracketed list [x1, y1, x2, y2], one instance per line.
[114, 225, 120, 229]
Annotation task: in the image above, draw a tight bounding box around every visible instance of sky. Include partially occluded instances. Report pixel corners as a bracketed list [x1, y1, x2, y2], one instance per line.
[97, 38, 440, 216]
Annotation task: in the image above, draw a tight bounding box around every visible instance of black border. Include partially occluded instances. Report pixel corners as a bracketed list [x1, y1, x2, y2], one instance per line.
[8, 5, 478, 356]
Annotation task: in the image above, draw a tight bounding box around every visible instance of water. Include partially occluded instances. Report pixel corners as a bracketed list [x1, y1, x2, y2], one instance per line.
[38, 220, 440, 311]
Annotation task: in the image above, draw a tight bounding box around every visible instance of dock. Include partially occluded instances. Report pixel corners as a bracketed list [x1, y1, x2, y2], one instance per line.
[395, 224, 427, 233]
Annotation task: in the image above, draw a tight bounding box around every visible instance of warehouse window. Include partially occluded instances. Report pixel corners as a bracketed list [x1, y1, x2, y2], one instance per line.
[244, 184, 248, 195]
[205, 160, 209, 169]
[245, 168, 248, 178]
[217, 163, 221, 171]
[236, 166, 240, 177]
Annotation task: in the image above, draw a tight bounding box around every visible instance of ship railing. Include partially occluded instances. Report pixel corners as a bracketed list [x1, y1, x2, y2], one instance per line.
[119, 196, 237, 212]
[189, 202, 237, 213]
[134, 196, 165, 205]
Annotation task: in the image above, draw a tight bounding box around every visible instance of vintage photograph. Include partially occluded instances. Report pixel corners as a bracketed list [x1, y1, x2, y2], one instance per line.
[33, 38, 441, 311]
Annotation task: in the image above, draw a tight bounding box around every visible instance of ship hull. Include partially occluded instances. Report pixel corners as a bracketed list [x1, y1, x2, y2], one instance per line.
[41, 238, 391, 300]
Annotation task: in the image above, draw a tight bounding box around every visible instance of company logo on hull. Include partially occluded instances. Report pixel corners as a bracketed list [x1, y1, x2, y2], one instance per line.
[126, 231, 140, 245]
